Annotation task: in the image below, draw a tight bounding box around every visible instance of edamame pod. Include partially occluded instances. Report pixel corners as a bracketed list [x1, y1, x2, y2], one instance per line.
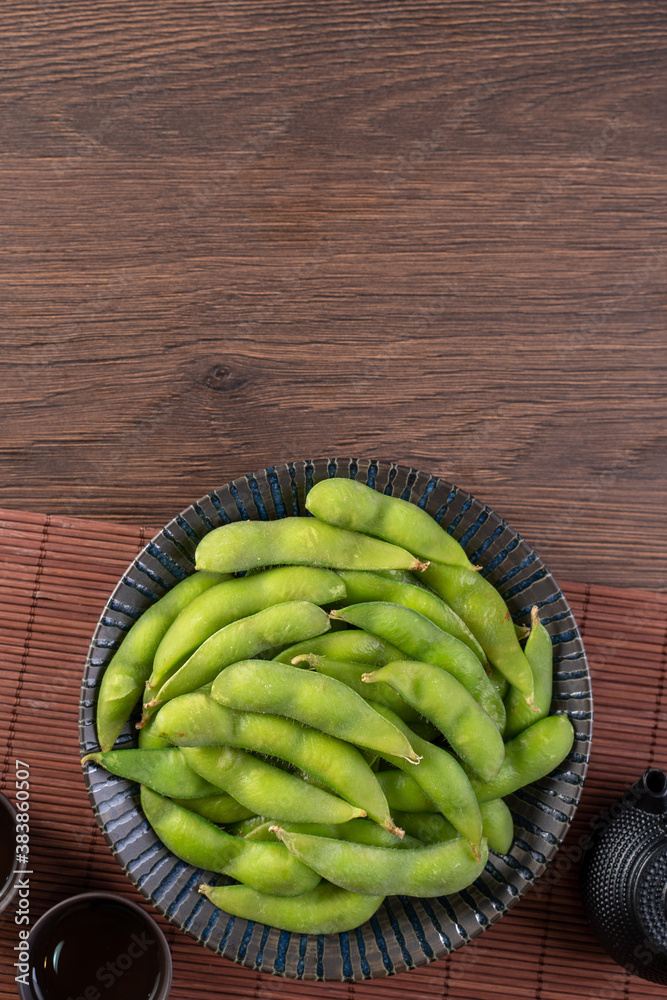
[336, 570, 487, 664]
[305, 478, 471, 568]
[145, 601, 331, 710]
[480, 799, 514, 854]
[210, 659, 420, 763]
[199, 880, 384, 935]
[466, 714, 576, 802]
[137, 713, 172, 750]
[375, 770, 438, 813]
[172, 793, 254, 825]
[292, 653, 421, 725]
[240, 818, 421, 849]
[488, 666, 510, 703]
[140, 787, 320, 896]
[272, 826, 488, 897]
[181, 746, 367, 825]
[96, 570, 226, 751]
[82, 748, 223, 799]
[148, 567, 346, 694]
[504, 606, 554, 740]
[362, 660, 505, 782]
[273, 629, 404, 666]
[421, 561, 535, 705]
[154, 692, 402, 835]
[195, 517, 428, 574]
[391, 810, 459, 844]
[369, 703, 483, 854]
[331, 602, 505, 731]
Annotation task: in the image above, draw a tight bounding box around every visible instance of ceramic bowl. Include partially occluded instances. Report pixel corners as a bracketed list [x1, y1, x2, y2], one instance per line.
[79, 458, 592, 980]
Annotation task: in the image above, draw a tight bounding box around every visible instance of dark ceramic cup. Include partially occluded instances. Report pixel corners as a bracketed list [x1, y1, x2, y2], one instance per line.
[16, 891, 172, 1000]
[0, 790, 20, 917]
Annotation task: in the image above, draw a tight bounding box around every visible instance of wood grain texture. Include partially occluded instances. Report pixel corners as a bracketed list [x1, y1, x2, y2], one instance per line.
[1, 0, 666, 588]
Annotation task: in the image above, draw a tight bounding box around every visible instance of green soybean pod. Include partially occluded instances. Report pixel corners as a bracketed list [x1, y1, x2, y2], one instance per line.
[331, 602, 505, 731]
[292, 653, 422, 725]
[480, 799, 514, 855]
[272, 826, 488, 897]
[96, 570, 227, 752]
[195, 517, 428, 574]
[199, 880, 385, 935]
[305, 478, 471, 568]
[145, 601, 331, 711]
[488, 666, 510, 703]
[240, 818, 421, 850]
[362, 660, 505, 783]
[140, 787, 320, 897]
[154, 692, 402, 835]
[504, 606, 554, 740]
[391, 810, 459, 844]
[466, 714, 576, 803]
[82, 748, 224, 799]
[171, 793, 254, 825]
[273, 629, 404, 666]
[211, 659, 420, 763]
[375, 770, 438, 813]
[181, 746, 367, 825]
[336, 570, 487, 664]
[137, 713, 172, 750]
[421, 561, 535, 705]
[226, 815, 265, 837]
[369, 702, 483, 855]
[148, 566, 346, 695]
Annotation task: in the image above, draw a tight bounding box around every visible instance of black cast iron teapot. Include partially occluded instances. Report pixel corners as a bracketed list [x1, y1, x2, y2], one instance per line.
[580, 767, 667, 985]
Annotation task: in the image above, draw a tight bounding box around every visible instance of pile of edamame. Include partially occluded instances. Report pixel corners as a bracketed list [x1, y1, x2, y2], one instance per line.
[86, 478, 575, 936]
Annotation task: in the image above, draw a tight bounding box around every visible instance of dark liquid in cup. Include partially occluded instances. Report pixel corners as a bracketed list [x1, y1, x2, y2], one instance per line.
[29, 898, 166, 1000]
[0, 800, 16, 895]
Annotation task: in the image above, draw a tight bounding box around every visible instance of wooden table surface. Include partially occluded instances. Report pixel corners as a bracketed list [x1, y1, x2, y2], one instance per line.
[2, 0, 666, 591]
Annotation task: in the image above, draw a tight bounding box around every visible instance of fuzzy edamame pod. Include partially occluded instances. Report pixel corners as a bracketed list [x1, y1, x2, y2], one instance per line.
[362, 660, 505, 783]
[82, 748, 224, 799]
[140, 787, 320, 896]
[144, 600, 331, 711]
[240, 818, 421, 849]
[272, 826, 488, 897]
[421, 561, 535, 705]
[199, 880, 384, 935]
[504, 606, 554, 740]
[466, 714, 575, 802]
[391, 810, 459, 844]
[154, 692, 402, 835]
[330, 602, 505, 731]
[292, 653, 421, 725]
[480, 799, 514, 855]
[210, 659, 420, 763]
[336, 570, 487, 664]
[137, 713, 172, 749]
[96, 570, 226, 752]
[195, 517, 428, 574]
[375, 770, 438, 813]
[148, 567, 346, 695]
[305, 478, 471, 568]
[368, 702, 483, 855]
[171, 793, 254, 825]
[488, 666, 510, 703]
[181, 746, 366, 825]
[273, 629, 404, 666]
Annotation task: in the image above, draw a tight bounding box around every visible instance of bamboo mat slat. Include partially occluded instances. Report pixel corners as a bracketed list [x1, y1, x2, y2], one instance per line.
[1, 508, 666, 1000]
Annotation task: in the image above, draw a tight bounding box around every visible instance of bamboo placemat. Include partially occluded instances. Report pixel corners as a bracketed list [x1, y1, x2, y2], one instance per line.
[1, 508, 666, 1000]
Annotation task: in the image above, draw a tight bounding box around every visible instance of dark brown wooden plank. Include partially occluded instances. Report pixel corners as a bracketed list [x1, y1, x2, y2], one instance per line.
[1, 0, 666, 595]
